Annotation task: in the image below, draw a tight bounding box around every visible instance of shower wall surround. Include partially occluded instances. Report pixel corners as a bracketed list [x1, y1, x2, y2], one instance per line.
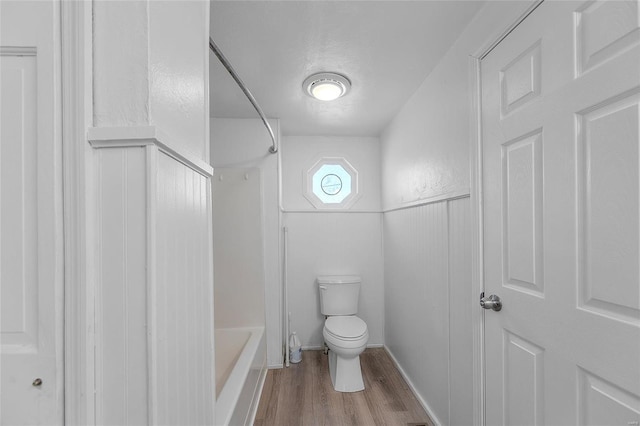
[212, 167, 266, 329]
[211, 118, 281, 367]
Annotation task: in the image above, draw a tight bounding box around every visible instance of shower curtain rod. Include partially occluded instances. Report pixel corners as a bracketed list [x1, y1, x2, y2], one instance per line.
[209, 37, 278, 154]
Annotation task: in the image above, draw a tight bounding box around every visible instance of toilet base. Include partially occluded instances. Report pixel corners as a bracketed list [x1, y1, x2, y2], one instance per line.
[328, 349, 365, 392]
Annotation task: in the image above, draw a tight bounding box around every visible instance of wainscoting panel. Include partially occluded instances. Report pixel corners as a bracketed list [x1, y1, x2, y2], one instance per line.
[384, 196, 472, 426]
[448, 197, 473, 426]
[384, 201, 449, 424]
[94, 147, 149, 425]
[92, 140, 214, 425]
[153, 151, 214, 425]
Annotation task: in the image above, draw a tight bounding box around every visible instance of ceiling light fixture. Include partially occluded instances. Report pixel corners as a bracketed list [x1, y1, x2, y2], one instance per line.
[303, 72, 351, 101]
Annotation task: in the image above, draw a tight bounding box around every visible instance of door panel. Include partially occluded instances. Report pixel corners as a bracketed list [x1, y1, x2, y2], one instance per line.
[503, 331, 545, 425]
[577, 92, 639, 322]
[578, 368, 640, 426]
[0, 1, 63, 424]
[502, 129, 544, 297]
[1, 55, 39, 353]
[482, 1, 640, 424]
[576, 0, 640, 75]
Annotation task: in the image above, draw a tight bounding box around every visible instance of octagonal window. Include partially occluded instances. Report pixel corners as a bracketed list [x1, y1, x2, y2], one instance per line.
[312, 164, 351, 203]
[304, 157, 361, 209]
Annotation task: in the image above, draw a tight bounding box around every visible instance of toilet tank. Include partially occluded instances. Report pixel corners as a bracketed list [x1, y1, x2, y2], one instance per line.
[318, 275, 361, 316]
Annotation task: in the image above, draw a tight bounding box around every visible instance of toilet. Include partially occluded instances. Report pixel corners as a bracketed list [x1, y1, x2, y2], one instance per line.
[318, 275, 369, 392]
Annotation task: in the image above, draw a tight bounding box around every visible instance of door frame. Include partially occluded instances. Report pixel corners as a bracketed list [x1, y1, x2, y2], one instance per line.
[61, 1, 95, 424]
[468, 1, 544, 425]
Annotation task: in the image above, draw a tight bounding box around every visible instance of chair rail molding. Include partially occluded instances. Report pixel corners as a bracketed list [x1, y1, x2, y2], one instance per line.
[88, 126, 213, 178]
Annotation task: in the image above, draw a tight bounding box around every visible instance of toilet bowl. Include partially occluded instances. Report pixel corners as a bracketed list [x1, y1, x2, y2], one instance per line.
[317, 276, 369, 392]
[323, 315, 369, 392]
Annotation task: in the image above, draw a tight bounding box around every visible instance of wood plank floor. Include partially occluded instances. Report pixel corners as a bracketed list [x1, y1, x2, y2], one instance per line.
[255, 348, 435, 426]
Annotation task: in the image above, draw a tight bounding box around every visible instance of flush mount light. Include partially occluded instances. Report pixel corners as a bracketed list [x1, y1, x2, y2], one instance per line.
[303, 72, 351, 101]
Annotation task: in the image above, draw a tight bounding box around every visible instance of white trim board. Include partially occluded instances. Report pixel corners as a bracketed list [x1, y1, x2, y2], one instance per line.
[88, 125, 213, 177]
[468, 54, 486, 426]
[62, 1, 95, 424]
[282, 209, 382, 214]
[383, 189, 471, 214]
[281, 190, 472, 215]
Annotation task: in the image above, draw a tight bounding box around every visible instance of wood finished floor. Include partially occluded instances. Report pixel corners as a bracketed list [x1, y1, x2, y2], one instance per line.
[255, 348, 435, 426]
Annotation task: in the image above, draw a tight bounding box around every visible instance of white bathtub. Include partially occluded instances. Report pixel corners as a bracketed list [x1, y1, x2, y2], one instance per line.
[215, 327, 267, 426]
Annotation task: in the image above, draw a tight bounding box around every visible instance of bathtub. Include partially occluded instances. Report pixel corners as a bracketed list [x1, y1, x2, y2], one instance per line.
[215, 327, 267, 426]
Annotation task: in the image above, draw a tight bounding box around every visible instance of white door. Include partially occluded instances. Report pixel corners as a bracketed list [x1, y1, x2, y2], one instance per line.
[482, 0, 640, 424]
[1, 1, 63, 424]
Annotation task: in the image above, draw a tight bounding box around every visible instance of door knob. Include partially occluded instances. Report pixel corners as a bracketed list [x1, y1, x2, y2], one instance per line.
[32, 378, 42, 387]
[480, 293, 502, 311]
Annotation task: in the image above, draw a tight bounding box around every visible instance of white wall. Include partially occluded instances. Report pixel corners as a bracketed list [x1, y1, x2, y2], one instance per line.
[381, 2, 532, 425]
[211, 118, 281, 366]
[381, 1, 530, 211]
[148, 1, 209, 161]
[93, 0, 209, 162]
[285, 212, 384, 348]
[281, 136, 381, 211]
[93, 0, 149, 128]
[281, 136, 384, 349]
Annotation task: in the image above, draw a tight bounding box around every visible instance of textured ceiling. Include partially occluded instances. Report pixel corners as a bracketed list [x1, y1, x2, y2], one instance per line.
[210, 1, 484, 136]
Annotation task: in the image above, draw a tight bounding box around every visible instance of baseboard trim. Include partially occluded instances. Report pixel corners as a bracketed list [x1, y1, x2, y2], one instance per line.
[384, 345, 443, 426]
[301, 345, 324, 351]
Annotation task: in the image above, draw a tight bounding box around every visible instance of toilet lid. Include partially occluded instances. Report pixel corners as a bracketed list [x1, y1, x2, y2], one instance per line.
[325, 316, 367, 340]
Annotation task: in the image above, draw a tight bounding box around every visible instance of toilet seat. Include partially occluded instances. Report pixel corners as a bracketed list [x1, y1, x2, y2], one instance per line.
[324, 316, 367, 341]
[323, 326, 368, 354]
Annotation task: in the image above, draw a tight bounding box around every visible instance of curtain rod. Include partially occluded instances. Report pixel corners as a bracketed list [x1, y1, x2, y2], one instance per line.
[209, 37, 278, 154]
